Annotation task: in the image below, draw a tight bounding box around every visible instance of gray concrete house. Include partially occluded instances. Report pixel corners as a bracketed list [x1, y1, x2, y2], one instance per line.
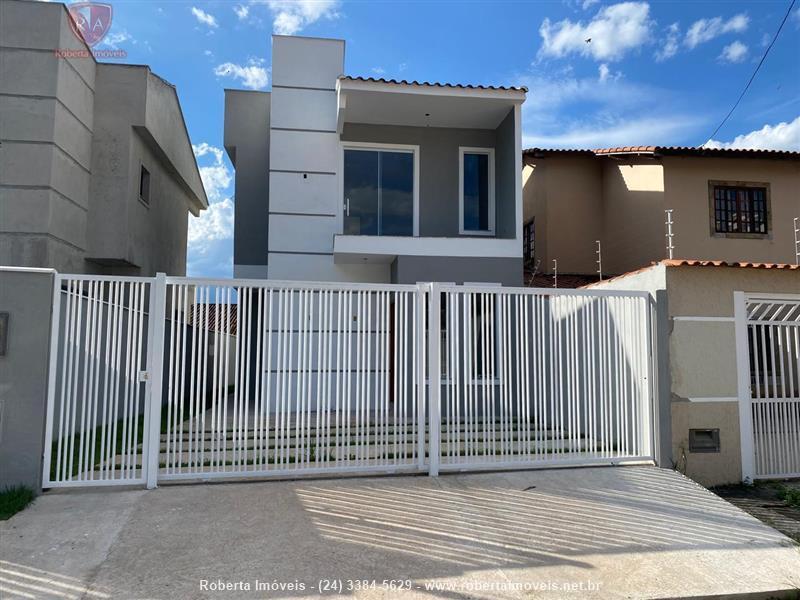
[225, 35, 526, 285]
[0, 0, 208, 276]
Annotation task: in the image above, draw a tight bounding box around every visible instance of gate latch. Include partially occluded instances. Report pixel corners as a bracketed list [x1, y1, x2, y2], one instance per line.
[138, 371, 149, 382]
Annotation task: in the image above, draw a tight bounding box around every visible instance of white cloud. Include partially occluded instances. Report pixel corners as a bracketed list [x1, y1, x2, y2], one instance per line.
[598, 63, 610, 82]
[517, 69, 702, 148]
[719, 40, 748, 63]
[582, 0, 600, 9]
[191, 6, 218, 28]
[187, 143, 235, 278]
[655, 22, 679, 61]
[192, 143, 231, 202]
[684, 13, 748, 49]
[371, 67, 386, 75]
[193, 142, 224, 165]
[97, 29, 132, 50]
[523, 115, 702, 148]
[233, 4, 249, 20]
[188, 197, 234, 244]
[705, 116, 800, 151]
[214, 58, 269, 90]
[538, 2, 653, 62]
[257, 0, 340, 35]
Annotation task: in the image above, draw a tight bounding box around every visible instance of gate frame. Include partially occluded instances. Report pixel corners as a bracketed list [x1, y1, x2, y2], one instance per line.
[734, 290, 800, 483]
[426, 283, 658, 474]
[41, 273, 158, 488]
[42, 273, 659, 489]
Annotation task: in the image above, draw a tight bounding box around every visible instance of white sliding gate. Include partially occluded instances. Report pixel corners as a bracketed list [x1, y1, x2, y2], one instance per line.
[735, 292, 800, 480]
[428, 284, 654, 474]
[42, 274, 656, 488]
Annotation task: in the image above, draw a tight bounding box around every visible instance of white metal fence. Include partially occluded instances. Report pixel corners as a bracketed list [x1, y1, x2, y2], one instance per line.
[42, 274, 656, 488]
[43, 275, 154, 487]
[736, 292, 800, 480]
[158, 278, 426, 481]
[428, 284, 654, 474]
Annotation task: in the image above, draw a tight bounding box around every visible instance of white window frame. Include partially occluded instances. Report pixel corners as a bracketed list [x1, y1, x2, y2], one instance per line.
[338, 141, 420, 237]
[458, 146, 495, 236]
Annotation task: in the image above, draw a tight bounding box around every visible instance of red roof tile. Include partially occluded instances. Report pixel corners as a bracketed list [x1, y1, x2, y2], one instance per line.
[662, 259, 800, 270]
[524, 146, 800, 159]
[340, 75, 527, 93]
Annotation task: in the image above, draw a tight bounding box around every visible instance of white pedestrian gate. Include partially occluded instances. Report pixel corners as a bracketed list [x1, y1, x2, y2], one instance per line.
[735, 292, 800, 480]
[42, 274, 656, 488]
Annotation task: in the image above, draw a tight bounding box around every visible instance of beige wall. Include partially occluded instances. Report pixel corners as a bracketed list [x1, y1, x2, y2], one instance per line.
[523, 155, 602, 274]
[523, 153, 800, 277]
[666, 265, 798, 486]
[601, 161, 665, 275]
[592, 263, 799, 487]
[663, 156, 799, 266]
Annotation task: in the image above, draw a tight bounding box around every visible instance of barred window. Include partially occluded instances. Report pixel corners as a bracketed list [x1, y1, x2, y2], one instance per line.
[523, 219, 535, 264]
[713, 184, 768, 234]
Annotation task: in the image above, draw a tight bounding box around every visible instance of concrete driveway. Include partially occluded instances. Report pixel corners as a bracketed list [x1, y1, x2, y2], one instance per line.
[2, 466, 799, 599]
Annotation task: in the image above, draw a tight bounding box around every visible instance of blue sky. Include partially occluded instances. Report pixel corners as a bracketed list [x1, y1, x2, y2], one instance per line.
[87, 0, 800, 277]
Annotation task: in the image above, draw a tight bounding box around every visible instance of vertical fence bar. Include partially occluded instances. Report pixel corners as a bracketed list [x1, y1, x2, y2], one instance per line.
[428, 283, 441, 476]
[145, 273, 167, 488]
[734, 291, 756, 482]
[41, 274, 63, 486]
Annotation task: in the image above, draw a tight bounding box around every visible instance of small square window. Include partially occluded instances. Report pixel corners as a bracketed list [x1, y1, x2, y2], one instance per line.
[139, 165, 151, 205]
[710, 182, 769, 236]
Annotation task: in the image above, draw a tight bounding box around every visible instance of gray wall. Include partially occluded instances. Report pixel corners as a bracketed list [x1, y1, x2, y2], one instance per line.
[0, 0, 205, 277]
[0, 0, 96, 273]
[0, 269, 54, 492]
[224, 90, 270, 278]
[391, 256, 523, 287]
[494, 110, 516, 239]
[342, 120, 516, 239]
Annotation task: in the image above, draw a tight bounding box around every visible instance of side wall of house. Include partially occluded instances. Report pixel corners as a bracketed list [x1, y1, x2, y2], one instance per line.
[0, 0, 95, 273]
[663, 156, 799, 265]
[600, 160, 665, 275]
[225, 90, 270, 279]
[522, 155, 603, 275]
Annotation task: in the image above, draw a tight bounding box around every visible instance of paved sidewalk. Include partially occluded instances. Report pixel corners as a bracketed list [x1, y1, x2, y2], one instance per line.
[2, 466, 799, 599]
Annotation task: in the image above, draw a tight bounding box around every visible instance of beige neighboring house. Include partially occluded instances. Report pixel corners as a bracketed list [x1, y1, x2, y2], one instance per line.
[0, 0, 207, 276]
[522, 146, 800, 279]
[590, 260, 799, 487]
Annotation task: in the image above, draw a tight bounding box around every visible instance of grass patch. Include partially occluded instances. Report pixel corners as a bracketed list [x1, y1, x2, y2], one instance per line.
[0, 486, 35, 520]
[777, 485, 800, 509]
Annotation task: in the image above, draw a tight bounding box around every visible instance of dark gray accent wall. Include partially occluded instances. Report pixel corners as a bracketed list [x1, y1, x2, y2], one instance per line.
[225, 90, 270, 270]
[342, 118, 516, 239]
[494, 110, 515, 239]
[0, 269, 54, 493]
[391, 256, 523, 286]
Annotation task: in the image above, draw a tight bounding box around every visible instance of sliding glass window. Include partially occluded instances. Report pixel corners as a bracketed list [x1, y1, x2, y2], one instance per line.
[343, 148, 414, 236]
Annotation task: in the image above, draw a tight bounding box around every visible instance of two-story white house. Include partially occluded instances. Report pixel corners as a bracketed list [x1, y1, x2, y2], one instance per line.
[224, 35, 526, 285]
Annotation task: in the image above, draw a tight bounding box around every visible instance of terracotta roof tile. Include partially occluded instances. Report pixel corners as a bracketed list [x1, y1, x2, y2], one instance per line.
[340, 75, 527, 93]
[523, 146, 800, 159]
[662, 259, 800, 270]
[581, 259, 800, 288]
